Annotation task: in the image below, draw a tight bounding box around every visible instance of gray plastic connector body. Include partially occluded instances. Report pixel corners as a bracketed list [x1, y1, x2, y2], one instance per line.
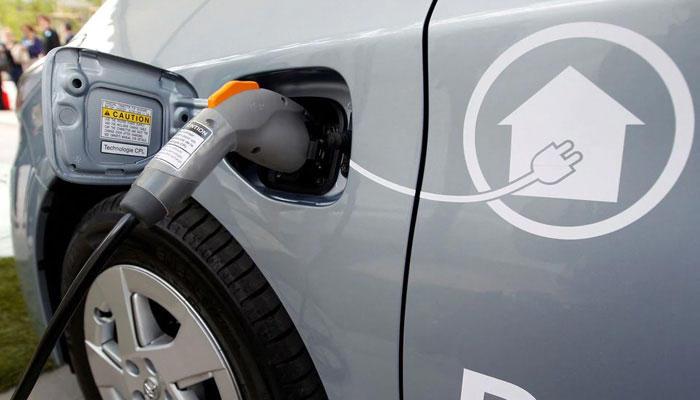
[121, 88, 309, 226]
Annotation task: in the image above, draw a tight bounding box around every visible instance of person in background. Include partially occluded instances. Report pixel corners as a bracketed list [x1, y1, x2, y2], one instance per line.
[37, 15, 60, 55]
[0, 80, 7, 110]
[1, 29, 25, 85]
[20, 25, 42, 68]
[63, 22, 74, 45]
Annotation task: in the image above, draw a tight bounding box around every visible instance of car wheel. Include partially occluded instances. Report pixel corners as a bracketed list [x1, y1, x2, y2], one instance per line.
[62, 193, 327, 400]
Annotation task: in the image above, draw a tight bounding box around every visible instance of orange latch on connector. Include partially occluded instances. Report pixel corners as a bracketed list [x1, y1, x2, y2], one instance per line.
[207, 81, 260, 108]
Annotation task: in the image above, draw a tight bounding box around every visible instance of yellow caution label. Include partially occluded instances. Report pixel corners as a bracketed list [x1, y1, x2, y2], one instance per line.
[102, 107, 152, 125]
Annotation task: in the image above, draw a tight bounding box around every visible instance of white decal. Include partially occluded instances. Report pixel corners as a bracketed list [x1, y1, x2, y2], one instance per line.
[154, 120, 212, 170]
[460, 368, 536, 400]
[350, 22, 694, 240]
[500, 66, 642, 203]
[100, 141, 148, 158]
[351, 138, 583, 203]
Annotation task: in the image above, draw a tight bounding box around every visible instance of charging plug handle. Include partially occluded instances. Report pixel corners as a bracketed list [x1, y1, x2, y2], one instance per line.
[121, 83, 310, 226]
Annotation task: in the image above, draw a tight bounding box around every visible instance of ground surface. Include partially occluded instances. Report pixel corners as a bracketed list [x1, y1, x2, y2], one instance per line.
[0, 81, 83, 399]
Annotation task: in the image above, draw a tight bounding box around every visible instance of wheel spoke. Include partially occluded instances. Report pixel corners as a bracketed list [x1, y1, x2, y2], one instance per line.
[137, 318, 226, 388]
[131, 292, 164, 347]
[95, 267, 139, 357]
[85, 341, 128, 394]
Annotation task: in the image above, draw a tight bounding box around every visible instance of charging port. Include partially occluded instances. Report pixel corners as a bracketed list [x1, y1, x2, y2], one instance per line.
[225, 68, 352, 204]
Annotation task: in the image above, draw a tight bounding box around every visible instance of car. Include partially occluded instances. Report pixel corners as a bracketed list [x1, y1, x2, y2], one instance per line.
[11, 0, 700, 399]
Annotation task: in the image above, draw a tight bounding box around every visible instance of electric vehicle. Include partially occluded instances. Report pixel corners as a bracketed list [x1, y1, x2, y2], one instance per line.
[11, 0, 700, 399]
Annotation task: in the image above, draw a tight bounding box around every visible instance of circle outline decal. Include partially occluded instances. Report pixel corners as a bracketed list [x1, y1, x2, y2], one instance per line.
[463, 22, 695, 240]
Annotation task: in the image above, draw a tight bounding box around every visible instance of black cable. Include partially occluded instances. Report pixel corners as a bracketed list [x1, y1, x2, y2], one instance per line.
[11, 213, 139, 400]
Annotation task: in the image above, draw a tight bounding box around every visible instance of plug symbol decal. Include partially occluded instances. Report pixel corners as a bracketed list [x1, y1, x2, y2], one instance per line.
[412, 140, 584, 203]
[500, 66, 643, 202]
[352, 139, 584, 204]
[530, 140, 583, 185]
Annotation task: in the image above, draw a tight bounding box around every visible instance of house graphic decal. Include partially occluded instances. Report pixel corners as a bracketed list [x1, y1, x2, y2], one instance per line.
[500, 66, 644, 203]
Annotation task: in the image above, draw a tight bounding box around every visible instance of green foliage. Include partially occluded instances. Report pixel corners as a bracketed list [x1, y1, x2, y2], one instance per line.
[0, 257, 55, 392]
[0, 0, 57, 39]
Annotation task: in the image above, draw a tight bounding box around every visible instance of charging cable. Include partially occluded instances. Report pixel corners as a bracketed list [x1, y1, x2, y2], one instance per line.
[10, 214, 138, 400]
[350, 140, 583, 202]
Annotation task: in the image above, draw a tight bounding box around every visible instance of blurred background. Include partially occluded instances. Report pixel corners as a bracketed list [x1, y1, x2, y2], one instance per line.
[1, 1, 100, 398]
[1, 0, 103, 110]
[1, 0, 99, 40]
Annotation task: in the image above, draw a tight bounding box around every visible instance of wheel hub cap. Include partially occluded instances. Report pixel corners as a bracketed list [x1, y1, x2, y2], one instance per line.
[83, 265, 241, 400]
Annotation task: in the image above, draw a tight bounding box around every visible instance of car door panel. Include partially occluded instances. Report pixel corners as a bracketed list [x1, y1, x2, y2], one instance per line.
[404, 1, 700, 399]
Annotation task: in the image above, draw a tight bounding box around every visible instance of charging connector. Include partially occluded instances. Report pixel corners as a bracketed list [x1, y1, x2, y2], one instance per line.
[121, 81, 310, 225]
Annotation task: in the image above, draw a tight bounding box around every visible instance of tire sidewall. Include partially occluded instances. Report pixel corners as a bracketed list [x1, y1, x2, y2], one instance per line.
[62, 207, 280, 400]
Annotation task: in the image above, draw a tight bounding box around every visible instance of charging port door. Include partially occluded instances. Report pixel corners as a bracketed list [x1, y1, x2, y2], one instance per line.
[42, 47, 201, 185]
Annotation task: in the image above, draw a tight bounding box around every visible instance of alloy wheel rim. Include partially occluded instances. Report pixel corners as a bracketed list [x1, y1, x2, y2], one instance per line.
[83, 264, 241, 400]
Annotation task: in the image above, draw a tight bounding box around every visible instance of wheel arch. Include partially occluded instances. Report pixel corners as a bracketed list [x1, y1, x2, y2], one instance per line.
[37, 180, 327, 398]
[57, 192, 329, 398]
[37, 180, 126, 362]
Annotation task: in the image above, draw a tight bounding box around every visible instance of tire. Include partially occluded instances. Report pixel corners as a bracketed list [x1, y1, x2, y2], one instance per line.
[62, 193, 327, 400]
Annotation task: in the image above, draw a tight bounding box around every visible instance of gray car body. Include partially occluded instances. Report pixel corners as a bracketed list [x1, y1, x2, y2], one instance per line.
[11, 0, 699, 399]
